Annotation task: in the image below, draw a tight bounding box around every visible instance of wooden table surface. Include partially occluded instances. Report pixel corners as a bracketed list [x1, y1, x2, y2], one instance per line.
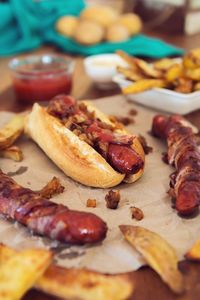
[1, 31, 200, 300]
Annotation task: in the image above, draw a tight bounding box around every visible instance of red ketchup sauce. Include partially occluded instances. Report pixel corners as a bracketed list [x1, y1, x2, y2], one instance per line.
[10, 55, 73, 104]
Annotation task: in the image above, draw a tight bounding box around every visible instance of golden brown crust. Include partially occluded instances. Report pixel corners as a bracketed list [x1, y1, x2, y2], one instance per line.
[25, 101, 144, 188]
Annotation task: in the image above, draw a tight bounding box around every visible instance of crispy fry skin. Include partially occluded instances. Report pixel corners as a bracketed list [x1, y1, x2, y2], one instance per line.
[37, 265, 133, 300]
[122, 79, 167, 94]
[153, 58, 176, 71]
[120, 225, 184, 294]
[117, 66, 144, 81]
[165, 64, 183, 82]
[0, 244, 134, 300]
[0, 245, 52, 300]
[0, 145, 23, 161]
[0, 113, 26, 150]
[185, 240, 200, 261]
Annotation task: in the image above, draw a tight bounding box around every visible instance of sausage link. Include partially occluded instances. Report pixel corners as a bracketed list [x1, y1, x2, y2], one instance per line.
[0, 171, 107, 244]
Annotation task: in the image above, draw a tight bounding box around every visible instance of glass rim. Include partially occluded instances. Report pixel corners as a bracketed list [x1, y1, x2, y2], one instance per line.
[8, 54, 74, 77]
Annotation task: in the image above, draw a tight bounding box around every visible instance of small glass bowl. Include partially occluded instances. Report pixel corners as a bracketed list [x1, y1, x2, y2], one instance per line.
[9, 54, 74, 104]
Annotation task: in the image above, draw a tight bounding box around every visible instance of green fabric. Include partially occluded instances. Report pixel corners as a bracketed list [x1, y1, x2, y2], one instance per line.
[0, 0, 184, 58]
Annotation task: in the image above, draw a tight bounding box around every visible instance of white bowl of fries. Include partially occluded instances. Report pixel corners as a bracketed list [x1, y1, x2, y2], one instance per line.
[114, 50, 200, 115]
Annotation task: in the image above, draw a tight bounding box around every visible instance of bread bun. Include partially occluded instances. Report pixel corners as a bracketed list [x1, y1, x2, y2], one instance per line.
[106, 24, 130, 42]
[25, 101, 145, 188]
[117, 13, 142, 35]
[56, 16, 78, 37]
[80, 5, 118, 28]
[74, 20, 104, 45]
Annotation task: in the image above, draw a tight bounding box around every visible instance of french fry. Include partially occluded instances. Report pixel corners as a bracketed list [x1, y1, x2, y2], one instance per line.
[0, 113, 26, 150]
[0, 145, 23, 161]
[185, 68, 200, 80]
[194, 81, 200, 91]
[165, 63, 183, 82]
[123, 79, 167, 94]
[119, 225, 184, 294]
[117, 66, 145, 81]
[116, 50, 139, 71]
[0, 244, 134, 300]
[0, 245, 52, 300]
[38, 176, 64, 199]
[174, 78, 193, 94]
[154, 58, 176, 71]
[185, 240, 200, 261]
[37, 265, 133, 300]
[183, 48, 200, 69]
[133, 58, 162, 78]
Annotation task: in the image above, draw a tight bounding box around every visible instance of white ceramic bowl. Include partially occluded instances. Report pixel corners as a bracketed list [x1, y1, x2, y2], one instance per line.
[84, 54, 127, 90]
[113, 74, 200, 115]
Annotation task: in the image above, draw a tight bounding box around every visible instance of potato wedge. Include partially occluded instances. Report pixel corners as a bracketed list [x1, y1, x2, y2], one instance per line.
[116, 50, 139, 71]
[133, 58, 162, 78]
[0, 244, 133, 300]
[117, 66, 145, 81]
[122, 79, 166, 94]
[174, 78, 193, 94]
[119, 225, 184, 294]
[0, 113, 26, 150]
[165, 63, 183, 82]
[185, 240, 200, 261]
[37, 265, 133, 300]
[185, 68, 200, 80]
[183, 48, 200, 69]
[0, 245, 52, 300]
[0, 145, 23, 161]
[154, 58, 176, 71]
[194, 82, 200, 91]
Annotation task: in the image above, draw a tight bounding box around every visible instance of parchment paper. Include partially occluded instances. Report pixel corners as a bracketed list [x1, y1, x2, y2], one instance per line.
[1, 95, 200, 274]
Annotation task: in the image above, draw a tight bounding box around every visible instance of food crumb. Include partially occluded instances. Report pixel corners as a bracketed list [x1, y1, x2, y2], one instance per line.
[130, 206, 144, 221]
[128, 108, 138, 116]
[105, 190, 120, 209]
[86, 199, 97, 208]
[109, 115, 134, 127]
[138, 135, 153, 155]
[6, 166, 28, 177]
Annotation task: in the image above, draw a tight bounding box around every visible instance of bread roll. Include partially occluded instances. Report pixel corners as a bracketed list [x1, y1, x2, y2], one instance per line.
[56, 16, 78, 37]
[74, 20, 104, 45]
[117, 13, 142, 35]
[106, 24, 130, 42]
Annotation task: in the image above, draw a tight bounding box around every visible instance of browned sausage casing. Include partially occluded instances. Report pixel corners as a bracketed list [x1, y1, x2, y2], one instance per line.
[0, 170, 107, 244]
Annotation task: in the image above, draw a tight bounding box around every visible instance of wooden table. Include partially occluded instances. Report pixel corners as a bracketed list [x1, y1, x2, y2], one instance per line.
[1, 31, 200, 300]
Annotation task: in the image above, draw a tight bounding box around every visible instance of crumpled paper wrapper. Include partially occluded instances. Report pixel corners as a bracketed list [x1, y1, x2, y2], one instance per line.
[0, 95, 200, 274]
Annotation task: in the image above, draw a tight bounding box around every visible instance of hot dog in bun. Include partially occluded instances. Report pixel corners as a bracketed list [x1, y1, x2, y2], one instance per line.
[25, 95, 145, 188]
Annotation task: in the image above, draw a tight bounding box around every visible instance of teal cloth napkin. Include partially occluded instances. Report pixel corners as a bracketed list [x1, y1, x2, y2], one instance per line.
[0, 0, 184, 58]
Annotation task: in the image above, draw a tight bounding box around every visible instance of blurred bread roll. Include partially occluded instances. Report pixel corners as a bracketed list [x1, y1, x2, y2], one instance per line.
[117, 13, 142, 35]
[80, 5, 118, 28]
[74, 20, 104, 45]
[106, 24, 130, 42]
[56, 16, 79, 37]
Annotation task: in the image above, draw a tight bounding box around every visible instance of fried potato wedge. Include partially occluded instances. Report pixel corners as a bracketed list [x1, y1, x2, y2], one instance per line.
[185, 68, 200, 80]
[133, 58, 162, 78]
[165, 63, 183, 82]
[117, 66, 145, 81]
[120, 225, 184, 294]
[194, 82, 200, 91]
[174, 78, 193, 94]
[116, 50, 139, 71]
[153, 58, 176, 71]
[0, 244, 133, 300]
[0, 245, 52, 300]
[123, 79, 166, 94]
[0, 145, 23, 161]
[0, 113, 26, 150]
[38, 176, 64, 199]
[185, 240, 200, 261]
[36, 265, 133, 300]
[183, 48, 200, 69]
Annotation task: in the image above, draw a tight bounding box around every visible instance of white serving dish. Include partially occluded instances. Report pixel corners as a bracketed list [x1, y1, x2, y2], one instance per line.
[84, 54, 127, 90]
[113, 74, 200, 115]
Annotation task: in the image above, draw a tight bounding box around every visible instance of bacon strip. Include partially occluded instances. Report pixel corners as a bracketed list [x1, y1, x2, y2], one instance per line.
[0, 170, 107, 244]
[152, 114, 200, 216]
